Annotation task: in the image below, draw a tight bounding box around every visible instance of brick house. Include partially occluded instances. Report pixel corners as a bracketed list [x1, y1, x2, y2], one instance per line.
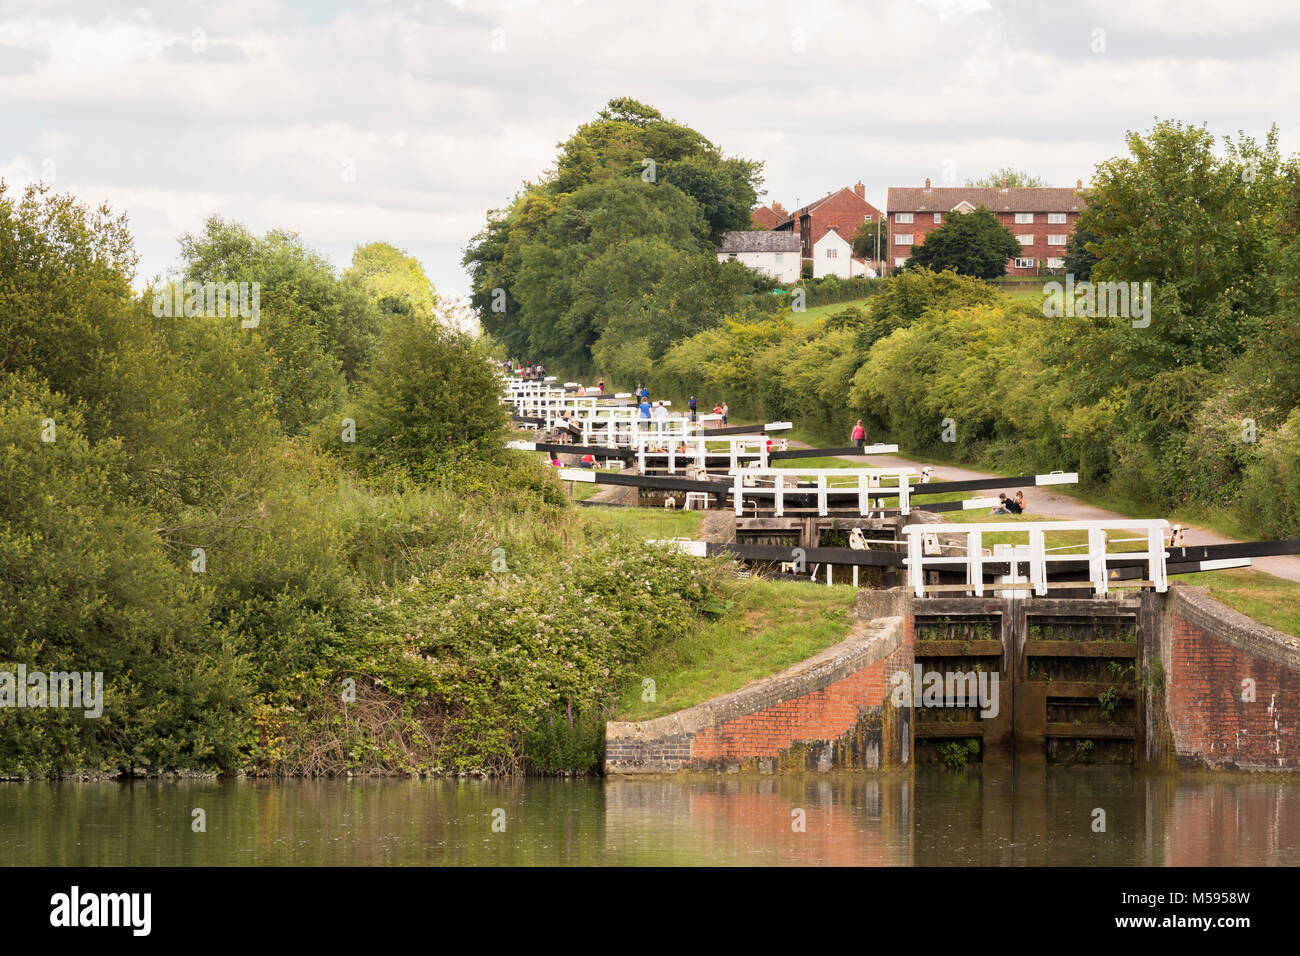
[886, 179, 1088, 276]
[750, 202, 787, 229]
[772, 183, 885, 266]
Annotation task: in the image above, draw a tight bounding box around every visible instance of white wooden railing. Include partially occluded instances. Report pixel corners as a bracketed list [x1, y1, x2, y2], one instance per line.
[901, 519, 1170, 598]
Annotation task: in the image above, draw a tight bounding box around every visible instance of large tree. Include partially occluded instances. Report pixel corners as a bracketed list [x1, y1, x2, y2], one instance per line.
[463, 97, 763, 367]
[904, 207, 1021, 279]
[1068, 119, 1286, 385]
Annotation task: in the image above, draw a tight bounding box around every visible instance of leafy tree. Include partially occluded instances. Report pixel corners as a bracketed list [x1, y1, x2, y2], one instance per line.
[462, 98, 764, 365]
[512, 179, 708, 367]
[1062, 212, 1101, 280]
[178, 217, 380, 382]
[851, 217, 889, 263]
[349, 314, 509, 476]
[344, 241, 436, 318]
[855, 267, 999, 349]
[965, 167, 1048, 187]
[904, 207, 1021, 279]
[1077, 119, 1284, 376]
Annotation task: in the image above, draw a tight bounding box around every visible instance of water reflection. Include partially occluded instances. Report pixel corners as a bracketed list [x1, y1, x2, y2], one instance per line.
[2, 767, 1297, 866]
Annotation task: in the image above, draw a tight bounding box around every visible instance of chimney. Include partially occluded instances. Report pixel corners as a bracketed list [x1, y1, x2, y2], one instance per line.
[854, 181, 865, 199]
[1076, 178, 1082, 189]
[1000, 179, 1008, 192]
[924, 177, 931, 191]
[773, 201, 787, 218]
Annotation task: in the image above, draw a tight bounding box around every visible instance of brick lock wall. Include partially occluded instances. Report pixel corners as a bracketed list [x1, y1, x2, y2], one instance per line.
[1166, 590, 1300, 770]
[605, 610, 912, 773]
[690, 638, 911, 766]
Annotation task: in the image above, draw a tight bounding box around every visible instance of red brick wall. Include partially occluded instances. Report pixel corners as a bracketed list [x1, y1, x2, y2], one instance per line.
[1167, 596, 1300, 770]
[892, 209, 1080, 276]
[689, 627, 912, 764]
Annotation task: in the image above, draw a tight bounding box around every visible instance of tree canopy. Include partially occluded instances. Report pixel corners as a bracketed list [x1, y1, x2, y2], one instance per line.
[904, 207, 1021, 279]
[463, 98, 764, 369]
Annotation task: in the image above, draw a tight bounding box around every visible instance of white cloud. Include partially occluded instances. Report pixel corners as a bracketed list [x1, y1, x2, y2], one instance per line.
[1, 0, 1298, 295]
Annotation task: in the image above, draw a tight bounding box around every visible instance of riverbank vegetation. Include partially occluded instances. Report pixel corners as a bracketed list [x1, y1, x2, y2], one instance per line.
[0, 181, 740, 779]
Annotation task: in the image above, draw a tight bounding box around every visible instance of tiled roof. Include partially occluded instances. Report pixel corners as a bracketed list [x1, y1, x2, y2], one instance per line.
[718, 230, 803, 253]
[887, 186, 1089, 214]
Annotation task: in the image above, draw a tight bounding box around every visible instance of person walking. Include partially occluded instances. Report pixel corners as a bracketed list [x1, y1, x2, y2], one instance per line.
[652, 400, 669, 434]
[851, 419, 866, 452]
[720, 402, 728, 425]
[688, 395, 697, 422]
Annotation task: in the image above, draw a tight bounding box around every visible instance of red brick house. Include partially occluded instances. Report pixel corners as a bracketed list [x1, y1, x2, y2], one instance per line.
[772, 183, 885, 262]
[750, 202, 787, 229]
[886, 179, 1088, 276]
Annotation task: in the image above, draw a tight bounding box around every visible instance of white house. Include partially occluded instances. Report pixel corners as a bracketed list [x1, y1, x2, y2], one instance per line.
[812, 227, 871, 279]
[717, 230, 802, 284]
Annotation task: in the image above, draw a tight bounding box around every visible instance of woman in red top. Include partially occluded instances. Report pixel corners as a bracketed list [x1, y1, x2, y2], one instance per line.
[851, 420, 866, 452]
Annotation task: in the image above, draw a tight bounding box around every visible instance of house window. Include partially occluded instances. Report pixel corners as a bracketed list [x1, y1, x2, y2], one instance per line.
[1015, 212, 1034, 224]
[894, 257, 907, 267]
[933, 213, 943, 224]
[1047, 257, 1065, 269]
[1048, 212, 1067, 224]
[1016, 234, 1034, 245]
[727, 253, 737, 260]
[826, 248, 837, 258]
[894, 234, 913, 245]
[1014, 257, 1035, 269]
[1048, 234, 1067, 246]
[894, 212, 913, 224]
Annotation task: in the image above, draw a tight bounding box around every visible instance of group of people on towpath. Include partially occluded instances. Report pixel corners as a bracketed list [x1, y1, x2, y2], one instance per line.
[505, 358, 548, 381]
[634, 386, 727, 427]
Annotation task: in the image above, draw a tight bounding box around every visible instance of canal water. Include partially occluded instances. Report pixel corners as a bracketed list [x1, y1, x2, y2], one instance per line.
[4, 767, 1298, 865]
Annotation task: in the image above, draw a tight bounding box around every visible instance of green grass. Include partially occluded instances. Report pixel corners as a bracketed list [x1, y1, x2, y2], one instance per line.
[1176, 569, 1300, 638]
[788, 297, 874, 328]
[615, 578, 858, 721]
[576, 503, 705, 539]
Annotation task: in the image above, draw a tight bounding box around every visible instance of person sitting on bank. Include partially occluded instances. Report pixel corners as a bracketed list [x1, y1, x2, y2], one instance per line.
[1012, 491, 1026, 514]
[991, 493, 1010, 514]
[579, 453, 596, 469]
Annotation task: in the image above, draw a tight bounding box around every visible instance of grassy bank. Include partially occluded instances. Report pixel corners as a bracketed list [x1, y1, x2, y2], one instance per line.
[614, 579, 857, 721]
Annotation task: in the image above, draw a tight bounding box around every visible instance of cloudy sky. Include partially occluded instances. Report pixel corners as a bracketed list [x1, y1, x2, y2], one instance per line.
[2, 0, 1297, 296]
